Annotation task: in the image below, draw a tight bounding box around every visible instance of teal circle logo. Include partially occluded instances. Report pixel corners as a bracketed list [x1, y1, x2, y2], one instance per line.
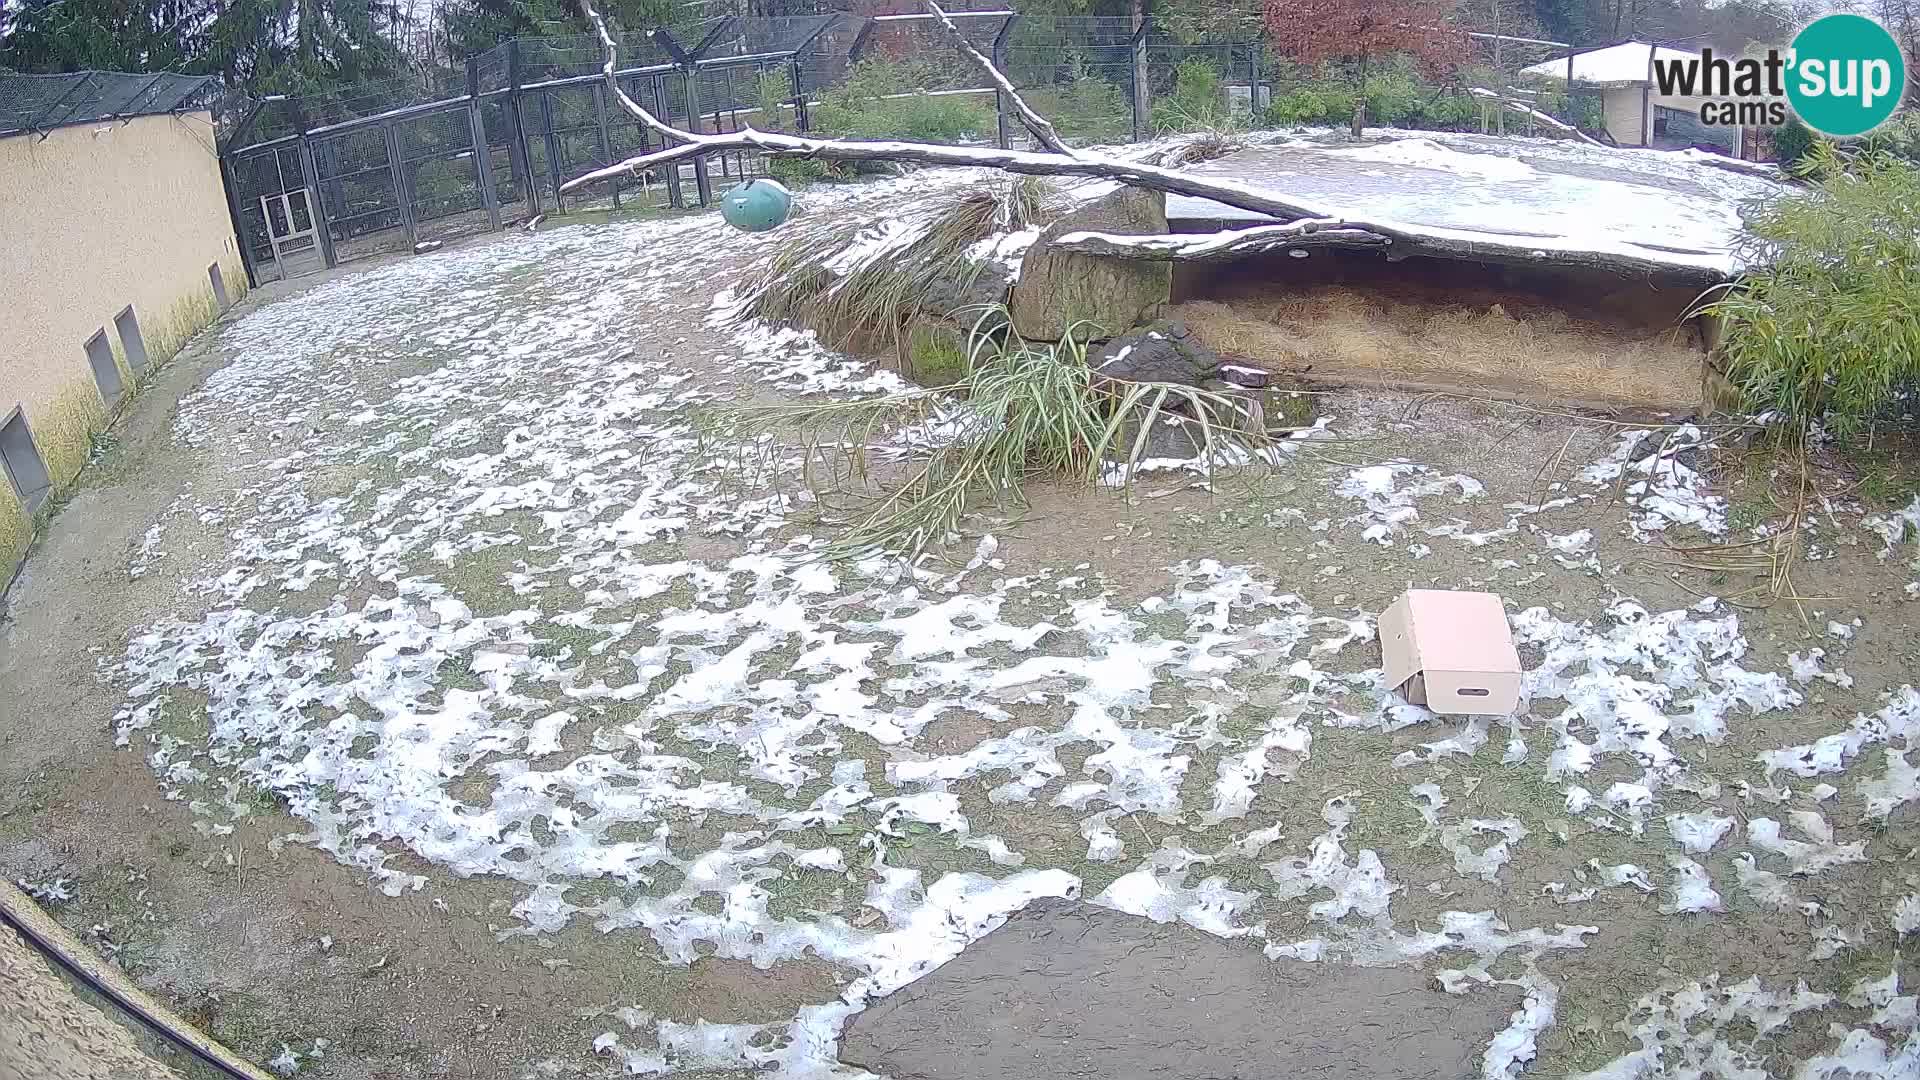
[1787, 14, 1905, 137]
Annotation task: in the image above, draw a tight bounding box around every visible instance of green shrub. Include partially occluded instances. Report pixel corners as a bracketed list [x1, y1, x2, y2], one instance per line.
[1022, 76, 1131, 145]
[1360, 67, 1423, 127]
[767, 157, 854, 185]
[753, 69, 792, 132]
[813, 55, 996, 142]
[1262, 75, 1480, 133]
[1152, 58, 1234, 133]
[1707, 142, 1920, 434]
[1262, 82, 1354, 126]
[1771, 118, 1816, 169]
[1257, 55, 1596, 137]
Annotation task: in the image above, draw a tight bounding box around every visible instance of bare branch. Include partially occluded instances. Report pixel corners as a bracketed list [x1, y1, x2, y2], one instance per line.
[585, 2, 690, 142]
[1054, 220, 1387, 259]
[1055, 220, 1728, 280]
[926, 1, 1078, 157]
[565, 0, 1734, 283]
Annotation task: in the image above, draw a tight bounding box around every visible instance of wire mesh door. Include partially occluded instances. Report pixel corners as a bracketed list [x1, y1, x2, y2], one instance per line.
[230, 144, 315, 280]
[260, 188, 322, 278]
[312, 125, 407, 263]
[395, 105, 492, 245]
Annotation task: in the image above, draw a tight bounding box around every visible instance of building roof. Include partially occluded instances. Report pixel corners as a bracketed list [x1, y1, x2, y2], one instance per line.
[0, 70, 219, 139]
[1519, 42, 1698, 87]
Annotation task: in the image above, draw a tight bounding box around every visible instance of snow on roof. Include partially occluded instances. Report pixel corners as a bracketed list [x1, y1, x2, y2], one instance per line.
[1166, 130, 1788, 278]
[1520, 42, 1699, 86]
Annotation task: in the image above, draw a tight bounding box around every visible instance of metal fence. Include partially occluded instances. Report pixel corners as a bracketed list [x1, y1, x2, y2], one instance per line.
[1, 70, 220, 139]
[216, 11, 1594, 285]
[217, 10, 1272, 283]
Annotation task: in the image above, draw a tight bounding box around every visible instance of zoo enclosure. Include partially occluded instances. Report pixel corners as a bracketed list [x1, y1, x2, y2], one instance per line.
[0, 70, 221, 138]
[217, 10, 1596, 284]
[217, 9, 1273, 282]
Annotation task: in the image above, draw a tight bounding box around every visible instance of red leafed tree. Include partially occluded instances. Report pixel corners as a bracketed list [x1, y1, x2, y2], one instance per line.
[1264, 0, 1467, 132]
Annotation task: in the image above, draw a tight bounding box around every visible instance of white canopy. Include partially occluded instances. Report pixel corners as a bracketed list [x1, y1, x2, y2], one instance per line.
[1520, 42, 1699, 87]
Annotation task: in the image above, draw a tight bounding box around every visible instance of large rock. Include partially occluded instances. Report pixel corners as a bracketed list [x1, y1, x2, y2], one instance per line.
[1009, 187, 1171, 341]
[920, 258, 1013, 322]
[1089, 320, 1221, 387]
[841, 898, 1516, 1080]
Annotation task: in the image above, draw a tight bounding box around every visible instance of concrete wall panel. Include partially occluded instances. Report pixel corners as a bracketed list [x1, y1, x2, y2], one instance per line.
[0, 111, 245, 582]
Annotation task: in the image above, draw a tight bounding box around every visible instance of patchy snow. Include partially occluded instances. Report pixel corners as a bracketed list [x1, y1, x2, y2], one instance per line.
[1578, 427, 1727, 537]
[1518, 42, 1700, 86]
[97, 176, 1912, 1080]
[1334, 460, 1483, 543]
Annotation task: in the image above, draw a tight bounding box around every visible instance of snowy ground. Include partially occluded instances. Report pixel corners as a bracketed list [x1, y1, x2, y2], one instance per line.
[6, 164, 1919, 1080]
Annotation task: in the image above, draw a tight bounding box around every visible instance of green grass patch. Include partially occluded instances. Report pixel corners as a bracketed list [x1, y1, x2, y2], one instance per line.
[717, 316, 1280, 558]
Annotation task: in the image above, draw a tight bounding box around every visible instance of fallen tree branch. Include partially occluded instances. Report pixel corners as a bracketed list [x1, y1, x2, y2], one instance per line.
[1466, 87, 1605, 147]
[1055, 219, 1387, 259]
[928, 1, 1077, 157]
[568, 0, 1735, 282]
[1057, 219, 1727, 279]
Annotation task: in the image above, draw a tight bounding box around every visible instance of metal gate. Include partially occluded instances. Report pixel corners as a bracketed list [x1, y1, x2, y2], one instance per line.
[260, 188, 322, 279]
[230, 143, 324, 280]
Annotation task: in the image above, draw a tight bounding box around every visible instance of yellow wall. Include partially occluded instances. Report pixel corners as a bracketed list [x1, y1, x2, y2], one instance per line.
[0, 110, 245, 581]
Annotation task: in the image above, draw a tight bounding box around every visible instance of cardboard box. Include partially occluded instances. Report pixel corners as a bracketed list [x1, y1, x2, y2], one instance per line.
[1379, 590, 1521, 715]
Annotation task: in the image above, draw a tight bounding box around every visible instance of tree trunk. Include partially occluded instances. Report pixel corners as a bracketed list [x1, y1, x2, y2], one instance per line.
[1131, 0, 1149, 142]
[1350, 55, 1368, 138]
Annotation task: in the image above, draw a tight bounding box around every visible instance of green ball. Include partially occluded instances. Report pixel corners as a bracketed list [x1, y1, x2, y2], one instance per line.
[720, 179, 793, 233]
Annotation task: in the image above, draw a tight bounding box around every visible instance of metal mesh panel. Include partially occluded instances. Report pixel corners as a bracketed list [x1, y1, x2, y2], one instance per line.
[852, 13, 1008, 93]
[1004, 16, 1136, 147]
[518, 31, 676, 85]
[202, 11, 1300, 279]
[700, 15, 839, 60]
[313, 126, 400, 248]
[247, 71, 466, 144]
[0, 71, 218, 138]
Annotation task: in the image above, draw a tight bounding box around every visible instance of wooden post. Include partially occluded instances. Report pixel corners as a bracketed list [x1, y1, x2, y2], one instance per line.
[1249, 40, 1262, 117]
[1130, 9, 1149, 143]
[992, 14, 1018, 149]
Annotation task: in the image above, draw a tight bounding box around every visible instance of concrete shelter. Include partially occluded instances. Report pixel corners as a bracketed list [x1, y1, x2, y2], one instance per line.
[1520, 41, 1747, 154]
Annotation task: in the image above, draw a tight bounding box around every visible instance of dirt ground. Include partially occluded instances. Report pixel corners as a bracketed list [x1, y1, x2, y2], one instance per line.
[2, 179, 1917, 1080]
[0, 920, 181, 1080]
